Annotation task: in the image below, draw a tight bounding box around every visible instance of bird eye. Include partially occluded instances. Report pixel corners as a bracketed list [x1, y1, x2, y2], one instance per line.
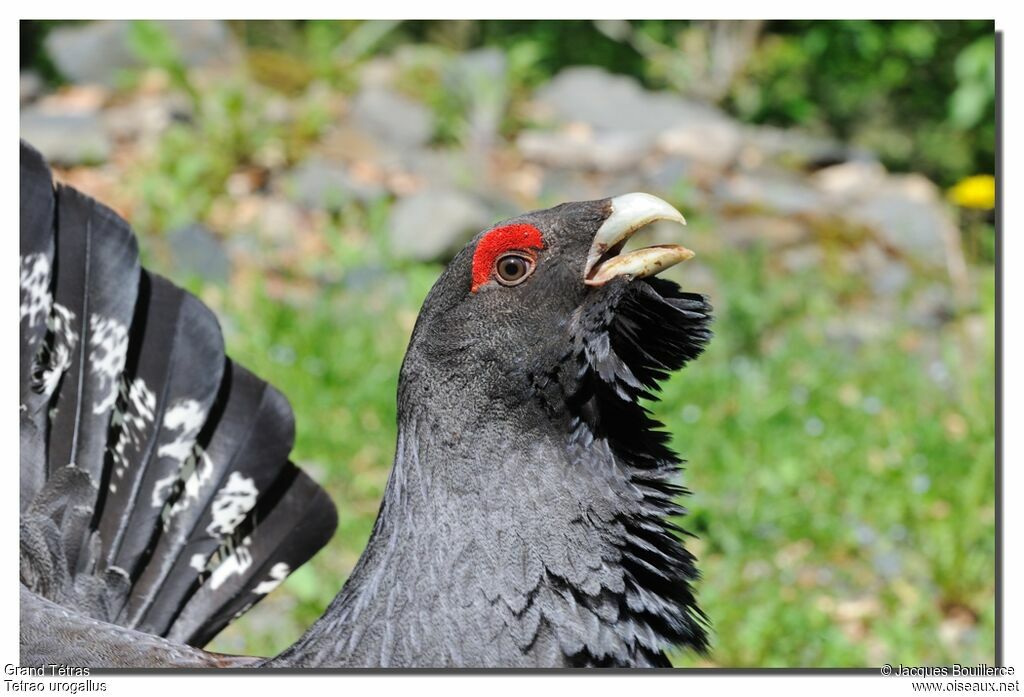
[494, 253, 534, 286]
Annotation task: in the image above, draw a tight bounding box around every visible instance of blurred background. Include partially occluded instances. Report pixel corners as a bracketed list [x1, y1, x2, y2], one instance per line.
[20, 19, 996, 668]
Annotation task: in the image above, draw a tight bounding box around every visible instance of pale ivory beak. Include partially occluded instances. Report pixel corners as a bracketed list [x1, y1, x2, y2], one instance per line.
[584, 193, 694, 286]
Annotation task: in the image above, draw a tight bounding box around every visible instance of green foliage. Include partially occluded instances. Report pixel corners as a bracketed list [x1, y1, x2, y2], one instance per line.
[951, 35, 997, 130]
[126, 21, 199, 107]
[233, 20, 400, 93]
[723, 20, 994, 187]
[120, 25, 337, 237]
[126, 81, 277, 235]
[132, 124, 232, 234]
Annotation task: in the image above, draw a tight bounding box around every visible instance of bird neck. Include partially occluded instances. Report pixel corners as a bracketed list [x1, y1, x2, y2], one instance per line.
[269, 384, 705, 667]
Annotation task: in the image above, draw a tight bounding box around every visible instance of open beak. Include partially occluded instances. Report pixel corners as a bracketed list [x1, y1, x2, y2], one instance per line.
[584, 193, 694, 287]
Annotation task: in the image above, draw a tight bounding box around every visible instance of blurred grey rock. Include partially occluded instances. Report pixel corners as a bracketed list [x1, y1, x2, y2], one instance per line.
[288, 158, 386, 210]
[643, 157, 695, 192]
[318, 123, 405, 169]
[870, 260, 912, 297]
[359, 56, 399, 89]
[535, 67, 729, 134]
[388, 189, 492, 262]
[226, 196, 306, 253]
[20, 71, 43, 104]
[843, 174, 958, 267]
[658, 120, 741, 170]
[824, 311, 891, 348]
[741, 126, 853, 170]
[517, 129, 651, 172]
[532, 67, 741, 171]
[103, 94, 191, 143]
[715, 215, 809, 249]
[45, 20, 239, 86]
[404, 148, 482, 191]
[534, 66, 641, 128]
[350, 88, 433, 149]
[842, 244, 910, 297]
[716, 172, 827, 217]
[259, 199, 305, 246]
[812, 160, 887, 198]
[20, 109, 111, 165]
[262, 94, 294, 125]
[452, 47, 506, 82]
[166, 224, 230, 284]
[538, 169, 609, 204]
[780, 245, 824, 273]
[908, 283, 956, 328]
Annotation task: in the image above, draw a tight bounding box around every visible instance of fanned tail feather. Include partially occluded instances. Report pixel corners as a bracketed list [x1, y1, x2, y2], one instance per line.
[20, 144, 57, 508]
[18, 140, 338, 653]
[166, 464, 337, 646]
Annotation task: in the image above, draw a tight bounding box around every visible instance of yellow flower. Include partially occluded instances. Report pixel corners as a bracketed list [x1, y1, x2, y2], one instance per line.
[948, 175, 996, 210]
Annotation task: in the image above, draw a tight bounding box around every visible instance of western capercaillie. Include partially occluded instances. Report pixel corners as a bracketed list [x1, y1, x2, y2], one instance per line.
[19, 138, 713, 668]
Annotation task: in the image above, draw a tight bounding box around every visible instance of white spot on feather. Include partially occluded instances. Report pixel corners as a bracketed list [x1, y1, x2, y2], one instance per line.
[154, 445, 215, 524]
[151, 399, 207, 508]
[20, 253, 51, 329]
[253, 563, 290, 595]
[206, 472, 258, 537]
[208, 536, 253, 590]
[33, 303, 78, 399]
[108, 376, 156, 485]
[157, 399, 206, 463]
[176, 448, 214, 509]
[88, 314, 129, 414]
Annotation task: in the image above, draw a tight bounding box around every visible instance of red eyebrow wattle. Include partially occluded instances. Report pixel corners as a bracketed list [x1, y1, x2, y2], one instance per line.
[471, 223, 545, 292]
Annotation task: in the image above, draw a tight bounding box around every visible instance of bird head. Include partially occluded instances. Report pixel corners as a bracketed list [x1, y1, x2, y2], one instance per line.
[400, 192, 710, 428]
